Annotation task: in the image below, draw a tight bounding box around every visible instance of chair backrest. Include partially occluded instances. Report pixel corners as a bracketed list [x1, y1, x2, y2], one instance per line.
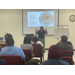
[62, 50, 72, 57]
[32, 44, 42, 56]
[1, 55, 23, 65]
[0, 44, 7, 47]
[61, 56, 72, 65]
[22, 49, 32, 61]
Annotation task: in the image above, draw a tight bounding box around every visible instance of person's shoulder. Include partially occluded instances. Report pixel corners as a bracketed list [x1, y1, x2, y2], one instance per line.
[21, 44, 24, 46]
[37, 41, 43, 45]
[28, 44, 33, 46]
[13, 46, 22, 50]
[1, 46, 8, 50]
[41, 60, 48, 65]
[29, 44, 33, 47]
[66, 45, 73, 50]
[60, 60, 69, 65]
[41, 59, 52, 65]
[37, 41, 41, 43]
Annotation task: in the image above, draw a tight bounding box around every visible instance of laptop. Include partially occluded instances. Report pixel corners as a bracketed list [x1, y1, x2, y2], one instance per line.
[0, 37, 3, 41]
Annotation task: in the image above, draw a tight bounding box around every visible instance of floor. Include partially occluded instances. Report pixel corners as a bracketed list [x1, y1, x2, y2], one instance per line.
[34, 50, 75, 63]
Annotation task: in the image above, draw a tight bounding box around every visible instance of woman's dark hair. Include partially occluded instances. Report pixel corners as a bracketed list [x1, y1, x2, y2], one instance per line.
[23, 36, 31, 44]
[61, 35, 68, 44]
[31, 36, 39, 44]
[40, 26, 44, 30]
[4, 33, 14, 46]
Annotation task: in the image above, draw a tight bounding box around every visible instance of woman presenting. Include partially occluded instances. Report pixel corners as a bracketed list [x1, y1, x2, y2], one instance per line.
[35, 26, 48, 52]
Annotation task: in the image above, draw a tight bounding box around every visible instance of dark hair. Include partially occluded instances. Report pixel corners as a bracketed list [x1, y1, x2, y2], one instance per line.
[25, 60, 38, 65]
[4, 33, 14, 46]
[23, 36, 31, 44]
[31, 36, 39, 44]
[61, 35, 68, 44]
[40, 26, 44, 30]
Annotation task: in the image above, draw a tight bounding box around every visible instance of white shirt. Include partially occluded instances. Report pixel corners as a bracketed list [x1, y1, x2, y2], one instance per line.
[31, 41, 43, 47]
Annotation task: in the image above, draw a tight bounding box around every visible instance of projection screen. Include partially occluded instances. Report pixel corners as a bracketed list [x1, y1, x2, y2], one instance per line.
[22, 9, 59, 35]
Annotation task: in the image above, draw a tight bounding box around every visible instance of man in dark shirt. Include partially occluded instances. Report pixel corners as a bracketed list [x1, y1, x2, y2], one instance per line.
[35, 26, 47, 52]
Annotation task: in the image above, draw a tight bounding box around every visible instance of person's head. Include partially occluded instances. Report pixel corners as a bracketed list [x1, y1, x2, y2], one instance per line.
[4, 33, 14, 46]
[23, 36, 31, 44]
[48, 45, 62, 59]
[67, 41, 73, 47]
[61, 35, 68, 44]
[25, 60, 38, 65]
[40, 26, 44, 31]
[31, 36, 39, 44]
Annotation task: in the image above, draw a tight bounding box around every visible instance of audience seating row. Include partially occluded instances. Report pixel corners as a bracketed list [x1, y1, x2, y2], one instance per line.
[0, 44, 74, 65]
[0, 44, 44, 65]
[61, 50, 73, 65]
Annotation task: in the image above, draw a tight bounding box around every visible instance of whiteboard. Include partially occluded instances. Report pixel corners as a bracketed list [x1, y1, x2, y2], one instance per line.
[54, 28, 69, 39]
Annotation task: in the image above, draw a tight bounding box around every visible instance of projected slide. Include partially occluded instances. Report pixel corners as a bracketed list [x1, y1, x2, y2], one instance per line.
[27, 11, 54, 27]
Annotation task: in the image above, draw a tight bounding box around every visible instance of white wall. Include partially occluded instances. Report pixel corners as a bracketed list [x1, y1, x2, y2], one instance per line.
[59, 9, 75, 49]
[0, 9, 24, 47]
[0, 9, 75, 49]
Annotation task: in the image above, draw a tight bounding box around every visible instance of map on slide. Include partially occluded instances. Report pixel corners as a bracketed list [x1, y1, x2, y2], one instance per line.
[27, 11, 54, 27]
[39, 12, 53, 26]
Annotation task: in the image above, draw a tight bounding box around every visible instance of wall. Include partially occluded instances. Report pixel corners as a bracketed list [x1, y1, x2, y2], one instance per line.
[59, 9, 75, 49]
[0, 9, 24, 47]
[45, 9, 75, 48]
[0, 9, 75, 49]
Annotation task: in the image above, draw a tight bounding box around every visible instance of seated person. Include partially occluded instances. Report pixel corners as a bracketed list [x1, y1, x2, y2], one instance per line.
[67, 41, 73, 47]
[31, 36, 43, 47]
[21, 36, 33, 56]
[25, 60, 38, 65]
[41, 45, 69, 65]
[67, 41, 74, 64]
[56, 35, 74, 56]
[0, 33, 25, 62]
[0, 59, 6, 65]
